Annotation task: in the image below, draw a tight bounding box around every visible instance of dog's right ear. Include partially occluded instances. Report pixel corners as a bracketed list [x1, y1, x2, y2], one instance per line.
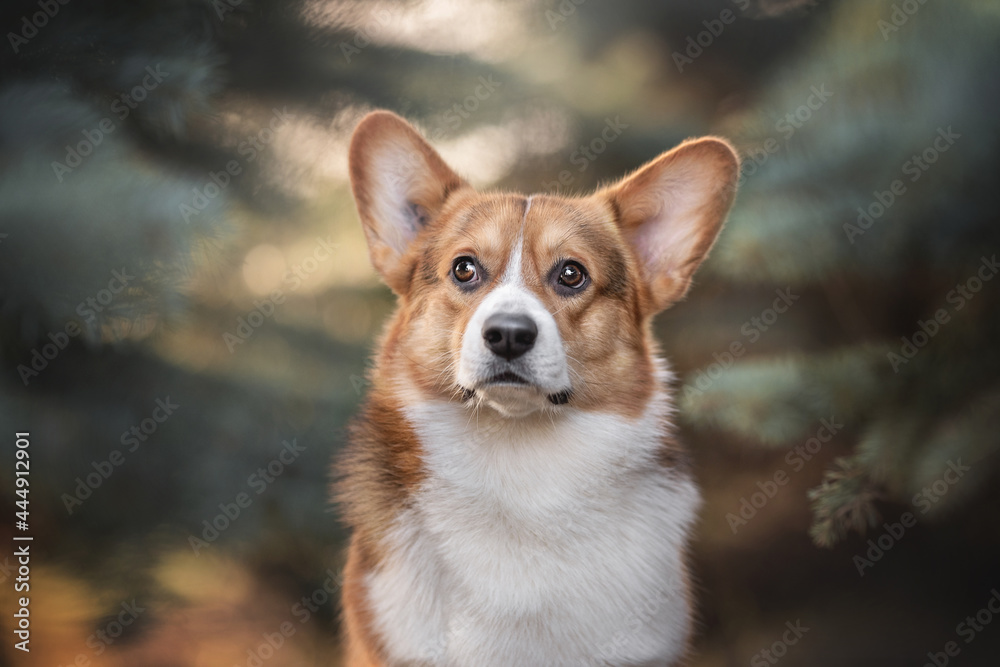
[348, 111, 468, 293]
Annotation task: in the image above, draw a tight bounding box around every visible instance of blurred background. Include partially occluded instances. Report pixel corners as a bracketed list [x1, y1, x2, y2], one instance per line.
[1, 0, 999, 665]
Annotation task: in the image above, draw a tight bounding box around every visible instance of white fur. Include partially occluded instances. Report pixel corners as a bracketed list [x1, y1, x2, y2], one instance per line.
[455, 195, 573, 418]
[501, 195, 531, 285]
[365, 378, 700, 667]
[454, 281, 571, 415]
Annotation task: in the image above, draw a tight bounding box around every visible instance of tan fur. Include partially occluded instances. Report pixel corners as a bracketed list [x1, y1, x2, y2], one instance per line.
[341, 538, 384, 667]
[337, 111, 739, 665]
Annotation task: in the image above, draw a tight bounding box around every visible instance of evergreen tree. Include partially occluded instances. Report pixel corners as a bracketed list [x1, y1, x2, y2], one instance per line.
[681, 0, 1000, 546]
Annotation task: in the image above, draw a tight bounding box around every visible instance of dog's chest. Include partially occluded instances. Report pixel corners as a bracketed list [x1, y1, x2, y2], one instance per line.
[364, 400, 700, 666]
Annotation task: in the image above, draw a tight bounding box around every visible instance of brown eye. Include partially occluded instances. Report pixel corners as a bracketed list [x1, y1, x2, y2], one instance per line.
[452, 257, 479, 284]
[557, 261, 587, 289]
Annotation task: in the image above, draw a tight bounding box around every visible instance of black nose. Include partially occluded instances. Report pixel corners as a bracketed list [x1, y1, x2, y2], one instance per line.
[482, 313, 537, 361]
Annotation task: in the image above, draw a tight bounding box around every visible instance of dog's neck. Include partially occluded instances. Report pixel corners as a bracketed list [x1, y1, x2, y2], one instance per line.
[387, 359, 683, 487]
[362, 364, 700, 667]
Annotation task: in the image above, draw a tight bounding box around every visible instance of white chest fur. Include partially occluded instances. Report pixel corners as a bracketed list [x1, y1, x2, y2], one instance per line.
[364, 391, 701, 667]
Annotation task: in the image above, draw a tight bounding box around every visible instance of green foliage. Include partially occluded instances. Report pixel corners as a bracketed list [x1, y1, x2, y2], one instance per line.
[808, 455, 882, 548]
[685, 0, 1000, 546]
[682, 346, 887, 446]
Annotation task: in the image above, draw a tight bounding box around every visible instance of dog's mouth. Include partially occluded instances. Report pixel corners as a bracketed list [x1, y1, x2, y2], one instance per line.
[458, 371, 530, 403]
[485, 370, 531, 386]
[460, 372, 572, 407]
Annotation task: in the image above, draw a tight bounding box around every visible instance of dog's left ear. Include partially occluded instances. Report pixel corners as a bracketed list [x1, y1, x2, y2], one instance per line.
[349, 111, 468, 293]
[599, 137, 740, 312]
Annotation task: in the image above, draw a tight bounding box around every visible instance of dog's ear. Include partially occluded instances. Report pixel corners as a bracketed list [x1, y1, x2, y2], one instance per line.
[599, 137, 739, 312]
[349, 111, 468, 293]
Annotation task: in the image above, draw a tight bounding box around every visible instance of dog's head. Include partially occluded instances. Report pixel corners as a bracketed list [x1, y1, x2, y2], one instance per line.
[349, 111, 738, 418]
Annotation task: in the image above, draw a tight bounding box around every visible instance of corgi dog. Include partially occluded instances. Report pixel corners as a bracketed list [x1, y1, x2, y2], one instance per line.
[337, 110, 739, 667]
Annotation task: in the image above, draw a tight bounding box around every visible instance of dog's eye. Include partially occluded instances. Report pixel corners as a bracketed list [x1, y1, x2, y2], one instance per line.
[452, 257, 479, 284]
[557, 261, 588, 290]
